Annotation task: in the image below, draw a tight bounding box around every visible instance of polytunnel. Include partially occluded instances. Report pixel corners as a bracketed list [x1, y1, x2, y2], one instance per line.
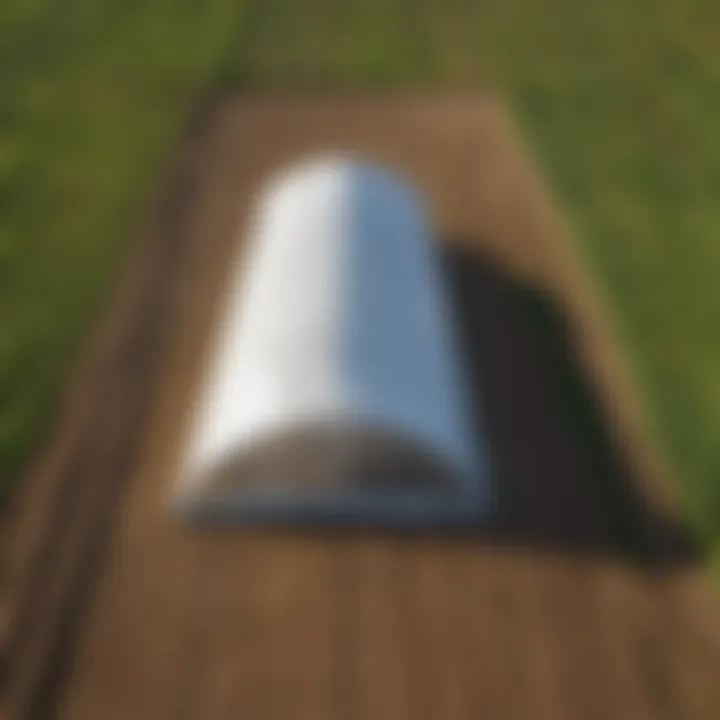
[170, 155, 492, 526]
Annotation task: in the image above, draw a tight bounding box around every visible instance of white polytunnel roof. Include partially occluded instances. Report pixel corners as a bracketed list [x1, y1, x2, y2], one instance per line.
[170, 154, 493, 526]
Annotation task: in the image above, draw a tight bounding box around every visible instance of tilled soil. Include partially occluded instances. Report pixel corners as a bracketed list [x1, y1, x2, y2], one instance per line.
[2, 95, 719, 720]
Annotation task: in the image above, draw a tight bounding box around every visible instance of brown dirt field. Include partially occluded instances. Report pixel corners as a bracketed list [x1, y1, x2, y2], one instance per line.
[3, 95, 720, 720]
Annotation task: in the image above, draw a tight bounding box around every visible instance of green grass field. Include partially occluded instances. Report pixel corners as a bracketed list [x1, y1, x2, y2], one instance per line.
[2, 0, 719, 555]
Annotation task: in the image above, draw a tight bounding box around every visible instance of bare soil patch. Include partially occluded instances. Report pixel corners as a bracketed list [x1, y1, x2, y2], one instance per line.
[2, 95, 718, 720]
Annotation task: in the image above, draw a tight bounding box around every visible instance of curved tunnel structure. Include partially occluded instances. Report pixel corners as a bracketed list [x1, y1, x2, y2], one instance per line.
[171, 155, 492, 526]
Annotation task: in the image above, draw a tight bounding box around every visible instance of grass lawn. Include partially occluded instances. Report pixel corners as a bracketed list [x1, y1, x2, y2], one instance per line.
[2, 0, 719, 555]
